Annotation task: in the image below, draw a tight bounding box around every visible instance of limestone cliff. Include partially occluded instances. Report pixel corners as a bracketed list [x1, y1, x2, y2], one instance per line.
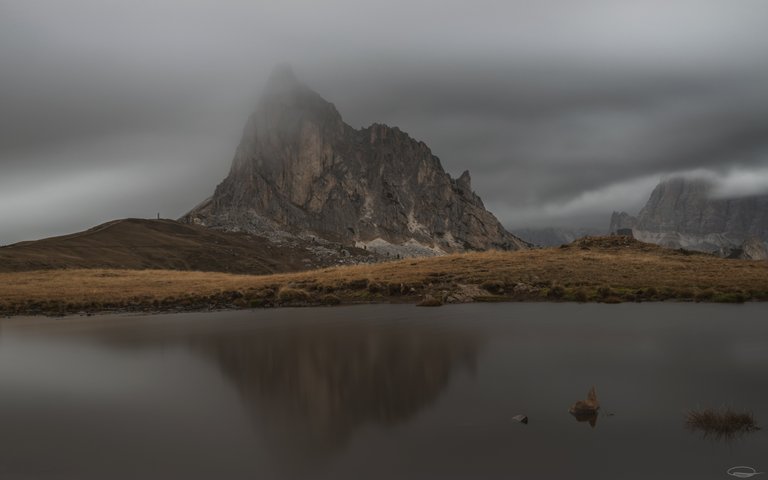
[610, 177, 768, 258]
[182, 66, 527, 255]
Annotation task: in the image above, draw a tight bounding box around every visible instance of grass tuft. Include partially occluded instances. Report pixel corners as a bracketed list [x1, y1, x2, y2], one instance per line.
[320, 294, 342, 306]
[547, 284, 565, 299]
[572, 288, 589, 303]
[416, 295, 443, 307]
[712, 292, 747, 303]
[276, 287, 311, 303]
[686, 407, 760, 439]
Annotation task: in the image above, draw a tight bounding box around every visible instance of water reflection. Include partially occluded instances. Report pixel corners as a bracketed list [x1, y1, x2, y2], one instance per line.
[26, 312, 483, 462]
[189, 321, 481, 459]
[2, 304, 768, 480]
[569, 410, 599, 428]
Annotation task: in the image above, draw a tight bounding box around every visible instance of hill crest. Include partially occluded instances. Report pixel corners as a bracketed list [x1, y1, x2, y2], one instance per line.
[0, 218, 374, 274]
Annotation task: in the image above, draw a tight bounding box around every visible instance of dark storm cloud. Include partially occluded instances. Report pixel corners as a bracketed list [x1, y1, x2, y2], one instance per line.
[312, 60, 768, 212]
[1, 0, 768, 242]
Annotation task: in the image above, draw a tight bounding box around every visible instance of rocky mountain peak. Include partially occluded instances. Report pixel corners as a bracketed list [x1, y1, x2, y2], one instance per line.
[609, 211, 637, 233]
[609, 176, 768, 258]
[458, 170, 472, 189]
[264, 63, 299, 90]
[258, 64, 337, 118]
[182, 66, 528, 256]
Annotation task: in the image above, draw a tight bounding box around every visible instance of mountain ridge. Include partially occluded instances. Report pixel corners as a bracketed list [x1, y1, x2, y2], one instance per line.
[181, 65, 528, 255]
[610, 177, 768, 259]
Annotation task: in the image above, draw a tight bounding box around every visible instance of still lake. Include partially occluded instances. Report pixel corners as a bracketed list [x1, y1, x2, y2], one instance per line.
[0, 303, 766, 479]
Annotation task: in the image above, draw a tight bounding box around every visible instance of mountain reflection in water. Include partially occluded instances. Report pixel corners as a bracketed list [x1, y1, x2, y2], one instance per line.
[27, 309, 482, 462]
[193, 321, 481, 459]
[4, 304, 768, 480]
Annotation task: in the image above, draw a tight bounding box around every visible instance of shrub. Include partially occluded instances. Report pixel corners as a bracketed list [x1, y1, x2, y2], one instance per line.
[547, 285, 565, 299]
[401, 283, 423, 295]
[695, 289, 715, 302]
[342, 279, 368, 290]
[602, 296, 623, 304]
[249, 298, 270, 308]
[659, 286, 676, 299]
[233, 298, 249, 308]
[675, 288, 695, 299]
[473, 296, 510, 303]
[597, 286, 614, 298]
[573, 288, 589, 303]
[643, 287, 658, 299]
[686, 407, 759, 439]
[712, 292, 747, 304]
[320, 294, 341, 306]
[621, 292, 637, 302]
[277, 287, 311, 303]
[481, 280, 506, 294]
[416, 295, 443, 307]
[750, 290, 768, 300]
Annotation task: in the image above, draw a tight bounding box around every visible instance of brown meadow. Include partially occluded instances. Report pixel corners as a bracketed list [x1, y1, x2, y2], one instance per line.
[1, 237, 767, 316]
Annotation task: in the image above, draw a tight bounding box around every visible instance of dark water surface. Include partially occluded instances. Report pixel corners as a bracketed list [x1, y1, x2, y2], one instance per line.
[1, 304, 767, 479]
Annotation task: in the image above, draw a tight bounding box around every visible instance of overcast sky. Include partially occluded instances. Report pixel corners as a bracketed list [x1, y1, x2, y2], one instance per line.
[2, 0, 767, 244]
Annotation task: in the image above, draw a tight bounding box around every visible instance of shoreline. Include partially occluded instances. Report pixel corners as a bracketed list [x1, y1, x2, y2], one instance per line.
[1, 277, 764, 320]
[1, 294, 761, 320]
[2, 237, 767, 318]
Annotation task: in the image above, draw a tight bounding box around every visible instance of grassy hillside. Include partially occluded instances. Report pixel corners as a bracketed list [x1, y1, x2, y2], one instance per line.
[0, 218, 371, 274]
[1, 236, 766, 317]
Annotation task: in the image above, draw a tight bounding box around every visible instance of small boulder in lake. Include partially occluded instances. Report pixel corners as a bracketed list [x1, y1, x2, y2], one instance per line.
[569, 386, 600, 427]
[569, 386, 600, 415]
[512, 414, 529, 424]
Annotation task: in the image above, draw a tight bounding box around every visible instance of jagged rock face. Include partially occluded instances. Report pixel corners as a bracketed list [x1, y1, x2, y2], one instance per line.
[182, 66, 526, 254]
[608, 212, 637, 233]
[610, 177, 768, 258]
[635, 178, 768, 237]
[738, 237, 768, 260]
[722, 237, 768, 260]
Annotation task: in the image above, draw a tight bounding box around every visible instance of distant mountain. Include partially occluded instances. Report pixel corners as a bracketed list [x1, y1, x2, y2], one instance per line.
[512, 227, 605, 247]
[610, 177, 768, 259]
[181, 65, 527, 256]
[0, 219, 373, 273]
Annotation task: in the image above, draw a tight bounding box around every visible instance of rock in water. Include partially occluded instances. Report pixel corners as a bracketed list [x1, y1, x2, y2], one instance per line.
[181, 65, 528, 256]
[569, 386, 600, 414]
[512, 414, 529, 424]
[569, 386, 600, 428]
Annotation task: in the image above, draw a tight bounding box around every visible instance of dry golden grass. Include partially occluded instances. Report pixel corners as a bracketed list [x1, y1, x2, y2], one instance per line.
[1, 237, 767, 316]
[686, 407, 760, 439]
